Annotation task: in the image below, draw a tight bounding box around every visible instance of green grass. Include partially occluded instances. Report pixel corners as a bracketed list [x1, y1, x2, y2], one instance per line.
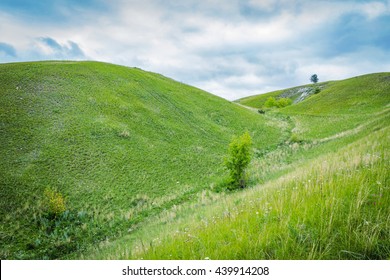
[0, 61, 281, 259]
[238, 73, 390, 140]
[1, 61, 389, 260]
[127, 126, 390, 260]
[87, 72, 389, 260]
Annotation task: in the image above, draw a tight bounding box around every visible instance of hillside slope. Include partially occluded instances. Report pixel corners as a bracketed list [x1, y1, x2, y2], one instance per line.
[237, 73, 390, 140]
[1, 63, 389, 260]
[237, 73, 389, 111]
[0, 61, 281, 259]
[111, 73, 389, 260]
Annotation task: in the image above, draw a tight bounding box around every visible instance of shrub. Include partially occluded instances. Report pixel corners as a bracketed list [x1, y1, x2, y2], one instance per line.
[289, 133, 303, 143]
[265, 97, 292, 108]
[224, 132, 252, 189]
[276, 97, 292, 108]
[43, 187, 66, 217]
[264, 97, 277, 108]
[314, 87, 321, 94]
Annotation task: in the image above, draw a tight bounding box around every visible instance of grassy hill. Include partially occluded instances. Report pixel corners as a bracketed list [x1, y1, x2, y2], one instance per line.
[0, 61, 282, 259]
[238, 73, 390, 140]
[86, 72, 389, 260]
[1, 62, 389, 259]
[236, 81, 329, 108]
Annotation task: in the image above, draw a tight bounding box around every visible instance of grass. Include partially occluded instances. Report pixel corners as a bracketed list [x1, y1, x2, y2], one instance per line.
[81, 72, 389, 260]
[125, 126, 390, 260]
[1, 61, 389, 259]
[0, 61, 281, 259]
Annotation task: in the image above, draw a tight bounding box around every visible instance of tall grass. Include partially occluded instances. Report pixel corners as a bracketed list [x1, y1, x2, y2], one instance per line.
[132, 127, 389, 259]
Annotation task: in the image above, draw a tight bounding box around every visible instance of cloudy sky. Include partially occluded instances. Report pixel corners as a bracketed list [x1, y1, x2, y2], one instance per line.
[1, 0, 389, 100]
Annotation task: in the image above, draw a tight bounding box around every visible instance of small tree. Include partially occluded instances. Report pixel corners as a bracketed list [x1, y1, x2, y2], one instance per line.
[224, 132, 252, 189]
[310, 74, 319, 84]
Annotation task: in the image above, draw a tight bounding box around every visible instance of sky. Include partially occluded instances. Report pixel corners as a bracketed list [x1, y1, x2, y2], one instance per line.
[1, 0, 389, 100]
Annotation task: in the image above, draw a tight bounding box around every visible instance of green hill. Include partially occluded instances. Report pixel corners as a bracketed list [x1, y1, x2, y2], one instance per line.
[237, 73, 390, 140]
[92, 72, 389, 260]
[1, 62, 389, 260]
[237, 73, 389, 112]
[0, 61, 281, 259]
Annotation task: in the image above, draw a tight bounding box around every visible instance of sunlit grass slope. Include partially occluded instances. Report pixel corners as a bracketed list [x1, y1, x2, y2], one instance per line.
[0, 61, 281, 259]
[236, 81, 329, 108]
[239, 73, 390, 140]
[281, 73, 390, 140]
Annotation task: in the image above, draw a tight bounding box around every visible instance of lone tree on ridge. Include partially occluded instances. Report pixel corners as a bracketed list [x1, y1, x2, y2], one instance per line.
[310, 74, 319, 84]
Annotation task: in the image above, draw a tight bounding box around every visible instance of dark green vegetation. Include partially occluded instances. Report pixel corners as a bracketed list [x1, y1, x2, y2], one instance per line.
[0, 61, 281, 259]
[1, 61, 389, 259]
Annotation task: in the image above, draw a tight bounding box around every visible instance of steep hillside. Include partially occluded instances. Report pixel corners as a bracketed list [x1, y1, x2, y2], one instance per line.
[1, 63, 389, 260]
[87, 72, 390, 260]
[0, 61, 281, 259]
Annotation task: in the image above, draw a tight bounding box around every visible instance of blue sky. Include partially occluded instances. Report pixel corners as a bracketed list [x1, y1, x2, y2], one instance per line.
[1, 0, 389, 100]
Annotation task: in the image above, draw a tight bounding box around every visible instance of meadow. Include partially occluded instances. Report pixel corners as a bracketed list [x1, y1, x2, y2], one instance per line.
[0, 61, 389, 259]
[0, 61, 281, 259]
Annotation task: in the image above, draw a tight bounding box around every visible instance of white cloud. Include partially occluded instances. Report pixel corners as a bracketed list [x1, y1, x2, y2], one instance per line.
[0, 0, 389, 100]
[359, 1, 390, 19]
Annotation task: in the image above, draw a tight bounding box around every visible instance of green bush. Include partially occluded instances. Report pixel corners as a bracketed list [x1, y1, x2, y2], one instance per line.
[224, 132, 252, 189]
[264, 97, 277, 108]
[289, 133, 301, 143]
[264, 97, 292, 108]
[276, 97, 292, 108]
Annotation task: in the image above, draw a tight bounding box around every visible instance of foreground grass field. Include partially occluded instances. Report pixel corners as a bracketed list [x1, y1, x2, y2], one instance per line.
[127, 125, 389, 259]
[1, 61, 389, 259]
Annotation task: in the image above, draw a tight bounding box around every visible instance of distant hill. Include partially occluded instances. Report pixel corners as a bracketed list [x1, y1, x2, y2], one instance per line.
[236, 73, 390, 115]
[236, 73, 390, 140]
